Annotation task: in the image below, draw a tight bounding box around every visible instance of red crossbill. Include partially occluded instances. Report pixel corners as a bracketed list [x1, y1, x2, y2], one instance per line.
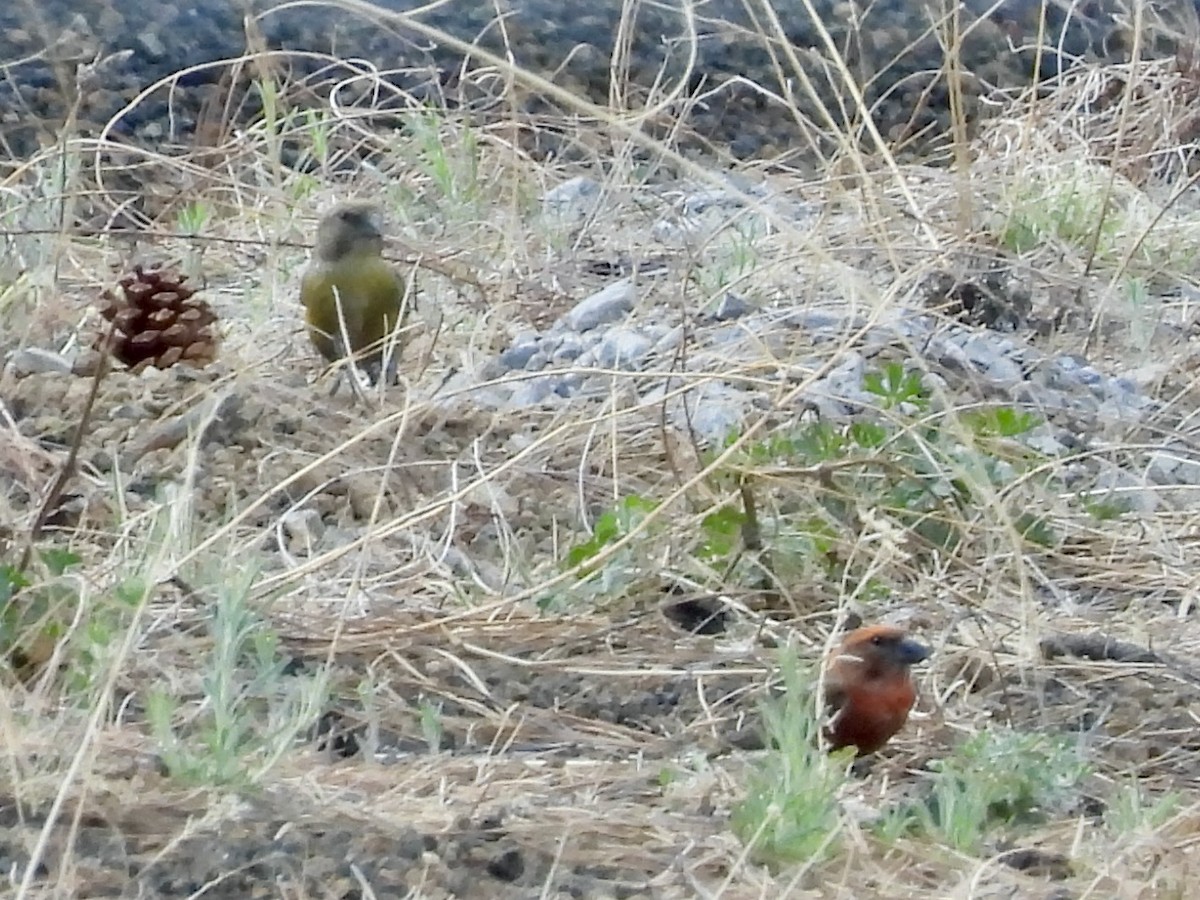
[300, 202, 406, 384]
[824, 625, 929, 754]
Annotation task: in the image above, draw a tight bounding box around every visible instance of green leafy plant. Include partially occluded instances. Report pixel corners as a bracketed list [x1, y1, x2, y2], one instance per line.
[1105, 780, 1182, 834]
[996, 163, 1200, 279]
[731, 649, 848, 867]
[148, 568, 328, 786]
[65, 576, 146, 701]
[698, 379, 1059, 604]
[1005, 175, 1119, 254]
[863, 362, 930, 410]
[1124, 275, 1154, 351]
[547, 495, 660, 609]
[281, 108, 335, 202]
[175, 200, 211, 236]
[727, 422, 847, 465]
[0, 549, 82, 667]
[697, 503, 745, 560]
[174, 200, 213, 274]
[689, 218, 766, 303]
[959, 407, 1040, 438]
[1083, 497, 1132, 521]
[302, 107, 332, 169]
[419, 699, 445, 753]
[407, 106, 482, 217]
[879, 728, 1087, 853]
[565, 495, 659, 571]
[1, 550, 148, 704]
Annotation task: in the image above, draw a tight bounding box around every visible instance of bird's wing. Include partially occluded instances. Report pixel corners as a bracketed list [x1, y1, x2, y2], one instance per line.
[298, 267, 321, 311]
[823, 671, 848, 725]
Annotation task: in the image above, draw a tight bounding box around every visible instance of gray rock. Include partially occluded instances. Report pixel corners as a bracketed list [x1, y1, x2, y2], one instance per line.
[1033, 360, 1076, 392]
[1088, 463, 1159, 514]
[651, 219, 693, 247]
[802, 386, 858, 421]
[823, 351, 867, 398]
[596, 328, 654, 369]
[641, 380, 745, 439]
[681, 189, 744, 217]
[110, 403, 152, 420]
[687, 387, 748, 439]
[1051, 355, 1108, 393]
[564, 279, 635, 332]
[642, 324, 670, 341]
[893, 311, 936, 340]
[802, 353, 874, 420]
[476, 356, 508, 381]
[1075, 365, 1103, 388]
[1024, 430, 1068, 457]
[137, 30, 167, 58]
[991, 337, 1018, 358]
[777, 307, 848, 334]
[961, 336, 1022, 384]
[1148, 444, 1200, 485]
[511, 329, 540, 346]
[499, 341, 541, 370]
[542, 176, 601, 221]
[555, 373, 585, 396]
[5, 347, 75, 376]
[524, 352, 549, 372]
[280, 508, 324, 549]
[509, 375, 558, 407]
[921, 371, 950, 395]
[712, 291, 754, 320]
[653, 325, 685, 355]
[447, 376, 510, 409]
[707, 324, 747, 347]
[552, 338, 584, 363]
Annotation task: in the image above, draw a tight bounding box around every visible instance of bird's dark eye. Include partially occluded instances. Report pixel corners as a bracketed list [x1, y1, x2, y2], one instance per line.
[871, 635, 883, 646]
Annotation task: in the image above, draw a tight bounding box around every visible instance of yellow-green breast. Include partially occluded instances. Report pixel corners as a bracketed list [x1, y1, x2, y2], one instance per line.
[300, 256, 403, 366]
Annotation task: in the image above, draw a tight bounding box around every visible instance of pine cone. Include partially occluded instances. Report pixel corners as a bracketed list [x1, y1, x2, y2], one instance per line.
[97, 265, 219, 370]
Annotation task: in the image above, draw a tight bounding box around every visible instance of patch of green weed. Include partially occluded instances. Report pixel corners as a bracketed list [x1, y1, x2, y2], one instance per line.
[548, 495, 660, 608]
[148, 567, 327, 786]
[731, 649, 849, 867]
[997, 163, 1200, 279]
[879, 728, 1087, 853]
[1105, 779, 1182, 834]
[1, 548, 82, 667]
[555, 362, 1059, 607]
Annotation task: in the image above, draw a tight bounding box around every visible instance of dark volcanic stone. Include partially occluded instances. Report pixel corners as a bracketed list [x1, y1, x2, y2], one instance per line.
[0, 0, 1188, 163]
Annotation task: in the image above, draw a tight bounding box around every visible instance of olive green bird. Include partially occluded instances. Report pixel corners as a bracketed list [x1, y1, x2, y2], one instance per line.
[300, 202, 407, 385]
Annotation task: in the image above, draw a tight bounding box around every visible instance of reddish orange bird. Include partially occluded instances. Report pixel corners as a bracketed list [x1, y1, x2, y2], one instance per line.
[823, 625, 929, 754]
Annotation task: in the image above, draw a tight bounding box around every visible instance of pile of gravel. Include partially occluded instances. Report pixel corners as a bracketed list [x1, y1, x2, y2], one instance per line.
[431, 170, 1184, 514]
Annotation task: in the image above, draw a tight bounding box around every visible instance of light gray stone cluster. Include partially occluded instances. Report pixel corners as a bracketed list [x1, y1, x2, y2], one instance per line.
[439, 177, 1184, 506]
[475, 278, 1151, 432]
[480, 181, 1148, 408]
